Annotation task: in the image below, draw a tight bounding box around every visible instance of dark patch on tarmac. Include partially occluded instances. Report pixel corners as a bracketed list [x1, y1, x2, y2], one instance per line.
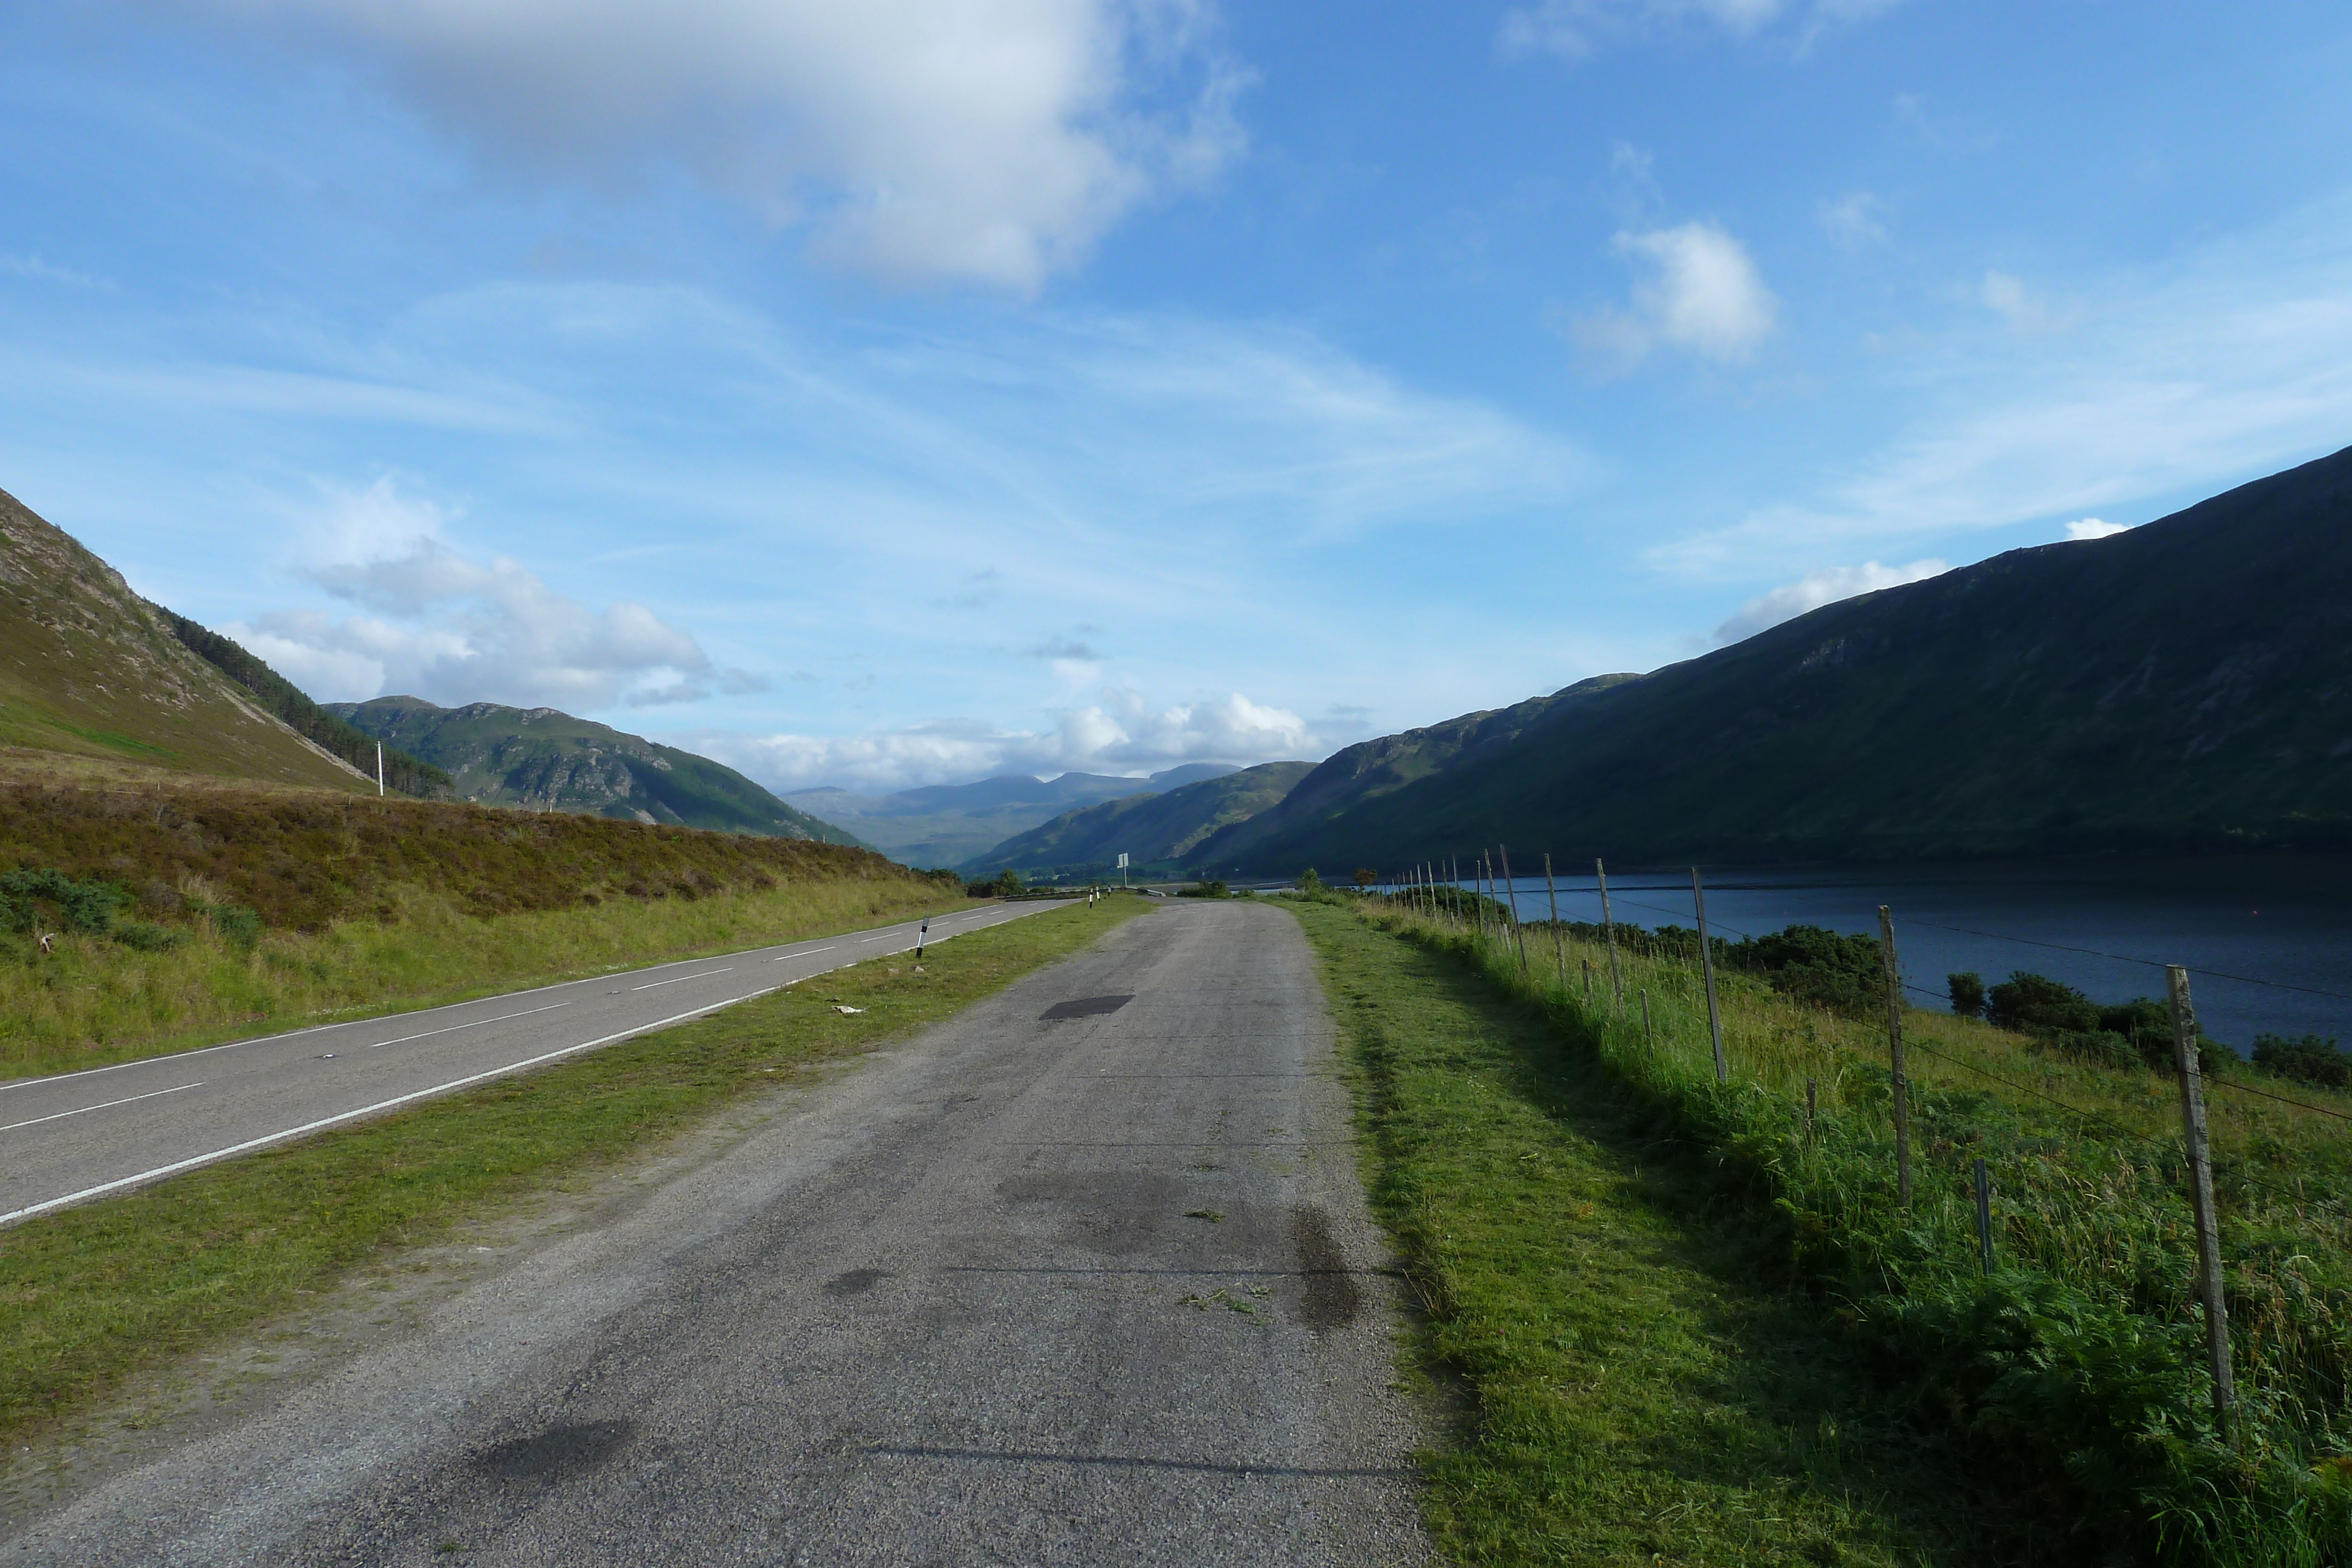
[476, 1419, 633, 1485]
[1040, 994, 1133, 1021]
[825, 1268, 890, 1296]
[1292, 1209, 1365, 1331]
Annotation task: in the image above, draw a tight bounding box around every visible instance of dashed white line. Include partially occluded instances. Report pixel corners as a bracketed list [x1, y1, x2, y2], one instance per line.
[775, 947, 836, 961]
[368, 1001, 572, 1048]
[2, 1081, 205, 1133]
[632, 968, 735, 991]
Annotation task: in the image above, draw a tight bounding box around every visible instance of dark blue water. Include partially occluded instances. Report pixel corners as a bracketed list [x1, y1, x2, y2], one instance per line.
[1405, 856, 2352, 1054]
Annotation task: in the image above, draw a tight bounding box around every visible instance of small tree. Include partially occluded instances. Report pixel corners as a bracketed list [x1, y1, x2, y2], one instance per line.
[1298, 867, 1324, 895]
[1948, 971, 1986, 1019]
[1352, 868, 1378, 891]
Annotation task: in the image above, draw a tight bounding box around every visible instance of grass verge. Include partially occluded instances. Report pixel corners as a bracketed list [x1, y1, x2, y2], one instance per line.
[0, 895, 1153, 1447]
[1289, 898, 1990, 1566]
[1335, 892, 2352, 1566]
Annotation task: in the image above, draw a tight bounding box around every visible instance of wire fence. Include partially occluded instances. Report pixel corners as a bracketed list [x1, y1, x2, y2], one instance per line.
[1362, 849, 2352, 1449]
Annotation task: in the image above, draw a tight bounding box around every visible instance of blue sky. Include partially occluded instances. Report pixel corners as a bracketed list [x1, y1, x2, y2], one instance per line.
[6, 1, 2350, 791]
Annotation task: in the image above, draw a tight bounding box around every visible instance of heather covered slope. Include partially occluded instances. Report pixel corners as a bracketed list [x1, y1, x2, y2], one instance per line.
[961, 761, 1312, 878]
[331, 696, 860, 844]
[1220, 443, 2352, 872]
[0, 487, 372, 791]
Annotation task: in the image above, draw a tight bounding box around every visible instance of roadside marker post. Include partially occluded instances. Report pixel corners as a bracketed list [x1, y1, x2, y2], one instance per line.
[916, 920, 927, 960]
[2169, 965, 2236, 1438]
[1692, 868, 1728, 1083]
[1878, 905, 1913, 1208]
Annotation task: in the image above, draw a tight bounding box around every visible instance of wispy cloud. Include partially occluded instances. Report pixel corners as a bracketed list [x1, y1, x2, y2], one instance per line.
[2063, 517, 2132, 540]
[1651, 195, 2352, 574]
[1711, 557, 1947, 644]
[1500, 0, 1901, 60]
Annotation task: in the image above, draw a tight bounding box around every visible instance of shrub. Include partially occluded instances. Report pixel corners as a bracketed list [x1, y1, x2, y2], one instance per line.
[111, 921, 188, 953]
[1949, 970, 1986, 1018]
[2253, 1032, 2352, 1089]
[1725, 924, 1884, 1016]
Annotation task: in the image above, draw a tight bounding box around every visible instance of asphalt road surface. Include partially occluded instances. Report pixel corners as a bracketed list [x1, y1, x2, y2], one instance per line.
[0, 899, 1063, 1227]
[5, 898, 1430, 1566]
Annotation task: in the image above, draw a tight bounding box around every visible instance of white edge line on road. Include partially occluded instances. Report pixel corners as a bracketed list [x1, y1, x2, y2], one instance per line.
[368, 1000, 571, 1048]
[0, 902, 1042, 1095]
[0, 991, 778, 1229]
[1, 1081, 205, 1133]
[632, 968, 735, 991]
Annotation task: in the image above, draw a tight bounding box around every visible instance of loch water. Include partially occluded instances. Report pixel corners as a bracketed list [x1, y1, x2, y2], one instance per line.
[1441, 854, 2352, 1055]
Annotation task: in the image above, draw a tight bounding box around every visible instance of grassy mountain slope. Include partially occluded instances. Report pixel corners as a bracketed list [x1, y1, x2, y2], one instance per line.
[790, 764, 1234, 865]
[162, 614, 450, 797]
[963, 761, 1312, 878]
[0, 487, 372, 791]
[329, 697, 860, 844]
[1218, 443, 2352, 872]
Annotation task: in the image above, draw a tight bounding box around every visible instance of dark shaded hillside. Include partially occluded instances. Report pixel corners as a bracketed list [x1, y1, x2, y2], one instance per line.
[1217, 443, 2352, 873]
[962, 761, 1312, 878]
[330, 697, 860, 845]
[162, 614, 450, 797]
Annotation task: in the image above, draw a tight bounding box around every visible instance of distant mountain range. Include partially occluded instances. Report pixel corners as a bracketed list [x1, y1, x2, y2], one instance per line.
[330, 697, 861, 844]
[0, 487, 377, 791]
[1211, 443, 2352, 874]
[786, 764, 1234, 867]
[958, 761, 1314, 879]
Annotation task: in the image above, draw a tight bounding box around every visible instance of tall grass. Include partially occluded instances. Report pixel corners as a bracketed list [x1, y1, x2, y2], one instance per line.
[1364, 894, 2352, 1564]
[0, 878, 973, 1078]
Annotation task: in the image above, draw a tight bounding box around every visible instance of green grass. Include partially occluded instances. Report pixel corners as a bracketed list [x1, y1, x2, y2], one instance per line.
[1334, 892, 2352, 1565]
[0, 896, 1154, 1446]
[1290, 898, 1987, 1566]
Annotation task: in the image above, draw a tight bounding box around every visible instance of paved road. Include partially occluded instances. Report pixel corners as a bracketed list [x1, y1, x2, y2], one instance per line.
[4, 900, 1429, 1566]
[0, 899, 1065, 1226]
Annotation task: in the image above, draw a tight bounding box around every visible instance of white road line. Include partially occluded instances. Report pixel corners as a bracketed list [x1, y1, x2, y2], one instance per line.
[2, 1081, 205, 1133]
[0, 991, 777, 1229]
[367, 1001, 572, 1049]
[632, 968, 734, 991]
[775, 947, 836, 961]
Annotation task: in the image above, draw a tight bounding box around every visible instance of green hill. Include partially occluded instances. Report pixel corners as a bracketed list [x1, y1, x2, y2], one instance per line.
[0, 486, 375, 792]
[1211, 442, 2352, 873]
[328, 696, 861, 844]
[963, 761, 1312, 880]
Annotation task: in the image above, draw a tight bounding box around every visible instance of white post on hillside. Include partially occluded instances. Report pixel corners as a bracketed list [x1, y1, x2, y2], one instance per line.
[376, 742, 385, 795]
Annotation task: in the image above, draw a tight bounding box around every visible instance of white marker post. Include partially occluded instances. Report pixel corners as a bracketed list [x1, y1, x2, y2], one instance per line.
[375, 742, 385, 795]
[1117, 852, 1129, 888]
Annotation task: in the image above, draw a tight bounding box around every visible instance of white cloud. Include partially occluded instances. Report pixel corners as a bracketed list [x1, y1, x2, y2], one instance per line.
[182, 0, 1245, 291]
[689, 687, 1315, 793]
[1574, 222, 1778, 373]
[0, 253, 114, 290]
[1819, 192, 1888, 250]
[228, 477, 730, 709]
[1712, 558, 1947, 644]
[2064, 517, 2132, 540]
[1980, 270, 2079, 335]
[1499, 0, 1898, 59]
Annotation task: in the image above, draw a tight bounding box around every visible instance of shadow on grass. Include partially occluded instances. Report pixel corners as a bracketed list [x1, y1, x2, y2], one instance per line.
[1301, 906, 2008, 1566]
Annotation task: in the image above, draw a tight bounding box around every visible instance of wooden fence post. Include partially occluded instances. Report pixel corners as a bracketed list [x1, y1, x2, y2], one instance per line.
[1878, 905, 1912, 1208]
[2169, 965, 2235, 1437]
[1974, 1158, 1993, 1274]
[1641, 988, 1653, 1048]
[1499, 845, 1529, 971]
[1692, 868, 1728, 1083]
[1596, 858, 1623, 1010]
[1543, 854, 1565, 990]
